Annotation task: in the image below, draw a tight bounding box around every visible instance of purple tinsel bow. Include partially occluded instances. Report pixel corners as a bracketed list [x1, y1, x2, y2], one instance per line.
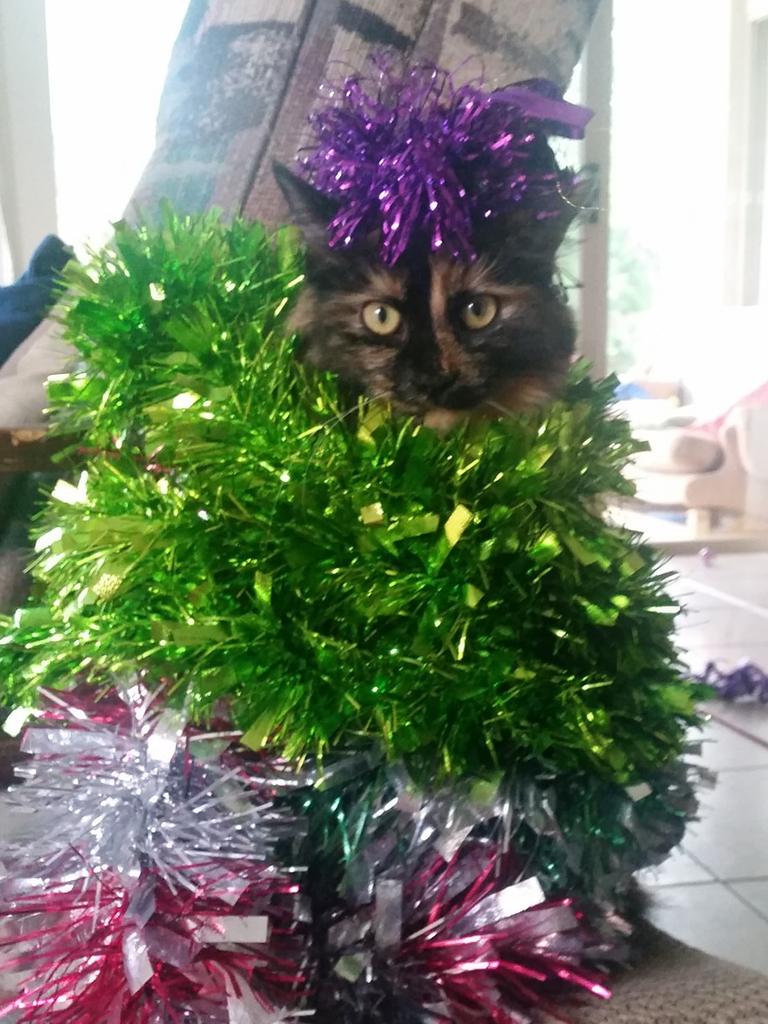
[301, 61, 593, 265]
[697, 660, 768, 702]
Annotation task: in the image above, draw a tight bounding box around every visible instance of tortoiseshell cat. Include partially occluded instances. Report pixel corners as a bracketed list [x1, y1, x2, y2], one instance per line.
[274, 163, 585, 429]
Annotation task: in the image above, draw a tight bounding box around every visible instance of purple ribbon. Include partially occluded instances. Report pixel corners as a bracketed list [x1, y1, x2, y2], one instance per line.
[492, 78, 594, 140]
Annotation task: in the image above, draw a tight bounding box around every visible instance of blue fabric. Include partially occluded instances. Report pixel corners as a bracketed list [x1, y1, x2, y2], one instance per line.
[614, 381, 652, 400]
[0, 235, 72, 367]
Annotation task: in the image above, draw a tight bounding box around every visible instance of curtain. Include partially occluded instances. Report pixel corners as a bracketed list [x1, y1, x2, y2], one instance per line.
[0, 190, 12, 286]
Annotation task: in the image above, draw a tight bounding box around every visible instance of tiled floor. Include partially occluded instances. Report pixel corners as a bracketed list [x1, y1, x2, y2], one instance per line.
[641, 551, 768, 976]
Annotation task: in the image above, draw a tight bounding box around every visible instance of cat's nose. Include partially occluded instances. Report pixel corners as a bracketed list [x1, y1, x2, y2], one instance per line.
[428, 372, 460, 398]
[396, 368, 478, 412]
[430, 378, 479, 409]
[403, 368, 458, 401]
[413, 370, 464, 407]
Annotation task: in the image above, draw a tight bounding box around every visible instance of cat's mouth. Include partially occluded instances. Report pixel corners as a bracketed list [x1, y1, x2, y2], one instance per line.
[387, 370, 565, 431]
[390, 376, 490, 418]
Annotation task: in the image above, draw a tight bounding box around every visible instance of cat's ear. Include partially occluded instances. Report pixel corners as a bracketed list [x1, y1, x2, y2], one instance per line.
[273, 162, 338, 252]
[484, 166, 599, 268]
[538, 167, 600, 256]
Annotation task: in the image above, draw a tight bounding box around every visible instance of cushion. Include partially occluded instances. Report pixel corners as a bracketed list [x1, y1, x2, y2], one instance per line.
[0, 314, 75, 429]
[0, 236, 72, 368]
[633, 429, 724, 475]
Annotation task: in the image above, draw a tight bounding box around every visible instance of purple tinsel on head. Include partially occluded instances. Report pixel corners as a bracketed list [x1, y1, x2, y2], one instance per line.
[300, 58, 593, 265]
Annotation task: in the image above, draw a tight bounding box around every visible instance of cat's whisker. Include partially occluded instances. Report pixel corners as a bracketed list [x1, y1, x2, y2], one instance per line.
[296, 392, 393, 492]
[309, 389, 392, 435]
[365, 389, 393, 406]
[484, 399, 517, 418]
[555, 174, 602, 214]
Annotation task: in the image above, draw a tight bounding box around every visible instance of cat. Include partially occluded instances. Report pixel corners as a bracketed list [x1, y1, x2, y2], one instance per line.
[273, 164, 665, 937]
[274, 162, 586, 429]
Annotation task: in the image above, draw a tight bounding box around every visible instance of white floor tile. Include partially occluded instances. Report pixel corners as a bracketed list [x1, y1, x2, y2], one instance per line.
[670, 580, 734, 612]
[676, 605, 768, 651]
[666, 574, 716, 604]
[670, 553, 768, 611]
[680, 643, 768, 674]
[691, 576, 768, 609]
[654, 554, 768, 971]
[702, 702, 768, 745]
[683, 766, 768, 880]
[647, 881, 768, 975]
[687, 718, 768, 771]
[731, 880, 768, 920]
[671, 552, 768, 586]
[638, 846, 715, 887]
[677, 601, 731, 626]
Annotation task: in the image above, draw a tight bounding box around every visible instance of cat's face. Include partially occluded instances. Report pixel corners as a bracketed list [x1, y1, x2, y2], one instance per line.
[275, 164, 580, 425]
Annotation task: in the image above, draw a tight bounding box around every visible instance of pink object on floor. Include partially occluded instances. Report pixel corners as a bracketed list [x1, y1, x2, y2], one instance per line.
[699, 546, 715, 566]
[693, 379, 768, 437]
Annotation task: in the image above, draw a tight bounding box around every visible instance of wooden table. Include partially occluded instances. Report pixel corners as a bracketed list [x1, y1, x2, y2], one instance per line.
[0, 428, 69, 474]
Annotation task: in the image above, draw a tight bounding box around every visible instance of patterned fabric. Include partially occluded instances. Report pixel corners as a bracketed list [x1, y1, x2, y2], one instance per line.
[128, 0, 600, 227]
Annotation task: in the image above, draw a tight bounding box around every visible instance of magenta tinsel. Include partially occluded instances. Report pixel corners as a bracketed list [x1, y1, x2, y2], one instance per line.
[698, 660, 768, 702]
[0, 871, 302, 1024]
[300, 58, 593, 265]
[315, 761, 616, 1024]
[323, 838, 611, 1023]
[0, 684, 307, 1024]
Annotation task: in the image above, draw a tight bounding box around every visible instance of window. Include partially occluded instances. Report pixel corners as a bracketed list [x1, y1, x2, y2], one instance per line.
[45, 0, 188, 251]
[600, 0, 768, 407]
[0, 0, 187, 282]
[592, 0, 768, 537]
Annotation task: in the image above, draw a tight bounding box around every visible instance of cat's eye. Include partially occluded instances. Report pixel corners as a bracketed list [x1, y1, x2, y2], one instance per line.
[361, 301, 402, 336]
[460, 294, 499, 330]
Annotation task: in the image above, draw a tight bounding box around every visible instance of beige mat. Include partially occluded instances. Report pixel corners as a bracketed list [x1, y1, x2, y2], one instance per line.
[564, 923, 768, 1024]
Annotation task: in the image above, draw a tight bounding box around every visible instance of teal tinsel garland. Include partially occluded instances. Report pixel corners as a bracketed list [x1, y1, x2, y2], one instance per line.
[0, 206, 706, 784]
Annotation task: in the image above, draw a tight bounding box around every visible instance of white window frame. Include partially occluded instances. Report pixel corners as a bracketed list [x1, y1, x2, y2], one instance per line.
[577, 0, 612, 379]
[4, 0, 763, 339]
[741, 6, 768, 304]
[0, 0, 57, 280]
[725, 0, 768, 305]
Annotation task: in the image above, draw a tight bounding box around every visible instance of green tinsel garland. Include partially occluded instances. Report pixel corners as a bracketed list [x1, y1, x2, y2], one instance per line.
[0, 206, 705, 783]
